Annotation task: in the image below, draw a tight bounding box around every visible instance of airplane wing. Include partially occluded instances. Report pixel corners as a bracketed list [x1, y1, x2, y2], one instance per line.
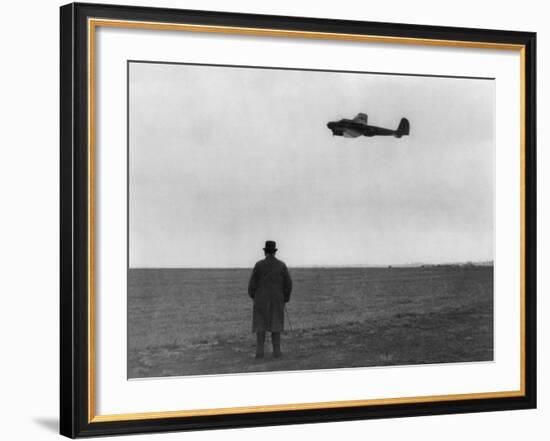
[343, 129, 362, 138]
[353, 113, 368, 124]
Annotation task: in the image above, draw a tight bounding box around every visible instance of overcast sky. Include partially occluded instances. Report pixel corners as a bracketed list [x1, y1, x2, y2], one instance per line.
[129, 62, 494, 268]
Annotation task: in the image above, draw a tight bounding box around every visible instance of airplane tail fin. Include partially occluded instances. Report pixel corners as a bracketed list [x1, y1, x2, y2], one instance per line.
[395, 118, 410, 138]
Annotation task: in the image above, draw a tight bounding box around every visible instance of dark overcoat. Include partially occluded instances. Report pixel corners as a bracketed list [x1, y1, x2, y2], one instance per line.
[248, 255, 293, 332]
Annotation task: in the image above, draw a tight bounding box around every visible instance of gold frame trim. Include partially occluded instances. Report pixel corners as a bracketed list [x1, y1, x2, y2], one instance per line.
[87, 18, 527, 424]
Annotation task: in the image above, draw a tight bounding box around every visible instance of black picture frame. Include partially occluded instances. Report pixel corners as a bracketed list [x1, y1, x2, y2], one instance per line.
[60, 2, 536, 438]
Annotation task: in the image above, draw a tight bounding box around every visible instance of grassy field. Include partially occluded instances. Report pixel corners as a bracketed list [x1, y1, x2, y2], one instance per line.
[128, 266, 493, 378]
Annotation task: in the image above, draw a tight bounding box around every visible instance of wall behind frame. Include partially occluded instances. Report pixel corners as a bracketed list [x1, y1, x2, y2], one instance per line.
[0, 0, 546, 440]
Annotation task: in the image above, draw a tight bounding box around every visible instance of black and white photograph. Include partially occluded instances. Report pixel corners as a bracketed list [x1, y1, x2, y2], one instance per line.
[2, 0, 545, 438]
[128, 61, 495, 379]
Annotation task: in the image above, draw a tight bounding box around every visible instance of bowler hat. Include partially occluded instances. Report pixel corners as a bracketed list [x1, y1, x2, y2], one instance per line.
[263, 240, 277, 253]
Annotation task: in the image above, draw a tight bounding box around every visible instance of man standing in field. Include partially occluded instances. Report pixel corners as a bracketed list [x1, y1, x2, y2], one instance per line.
[248, 241, 293, 359]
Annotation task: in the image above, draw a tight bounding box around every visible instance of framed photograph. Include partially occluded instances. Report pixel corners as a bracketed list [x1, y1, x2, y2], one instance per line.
[60, 2, 536, 438]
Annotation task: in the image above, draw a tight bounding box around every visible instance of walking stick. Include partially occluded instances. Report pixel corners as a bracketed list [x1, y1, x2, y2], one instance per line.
[285, 304, 293, 332]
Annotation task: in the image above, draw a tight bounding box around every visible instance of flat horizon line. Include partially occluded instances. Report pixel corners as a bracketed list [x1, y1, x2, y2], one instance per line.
[129, 261, 494, 270]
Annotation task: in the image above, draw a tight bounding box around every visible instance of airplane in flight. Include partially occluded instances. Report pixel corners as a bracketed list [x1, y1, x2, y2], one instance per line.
[326, 113, 410, 138]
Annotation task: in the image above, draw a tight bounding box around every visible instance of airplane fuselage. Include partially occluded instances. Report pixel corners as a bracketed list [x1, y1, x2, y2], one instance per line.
[327, 119, 397, 138]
